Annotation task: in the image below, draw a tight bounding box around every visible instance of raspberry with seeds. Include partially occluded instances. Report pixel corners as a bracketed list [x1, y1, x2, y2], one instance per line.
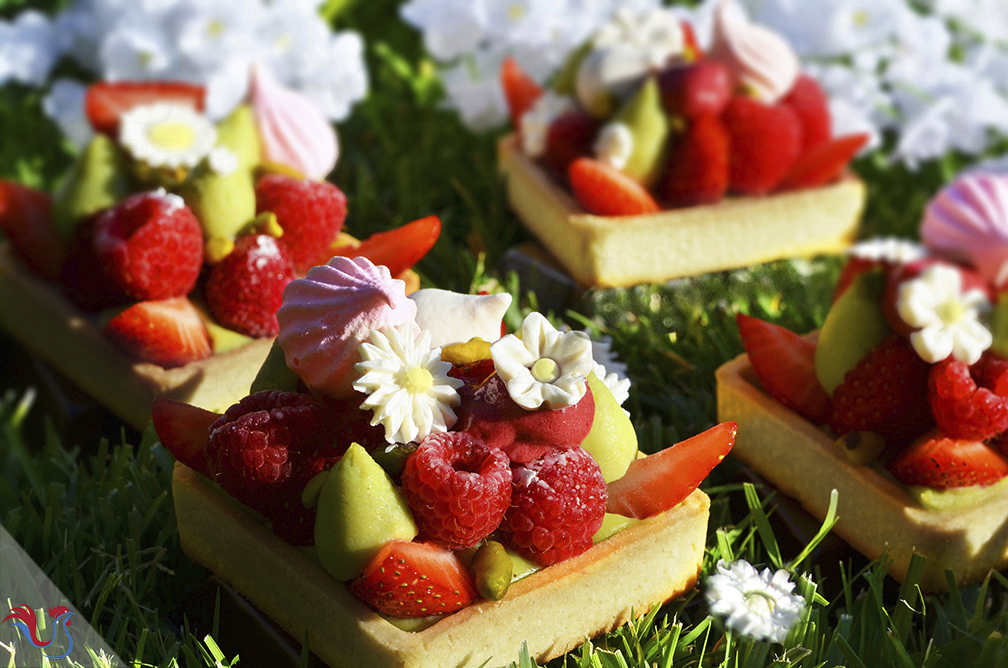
[929, 355, 1008, 442]
[255, 174, 347, 273]
[400, 431, 511, 550]
[206, 234, 296, 337]
[92, 189, 203, 301]
[499, 445, 606, 566]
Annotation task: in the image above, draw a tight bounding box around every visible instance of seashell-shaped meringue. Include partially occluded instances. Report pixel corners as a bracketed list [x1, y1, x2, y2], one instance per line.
[921, 172, 1008, 290]
[276, 256, 419, 399]
[707, 0, 799, 104]
[249, 66, 339, 180]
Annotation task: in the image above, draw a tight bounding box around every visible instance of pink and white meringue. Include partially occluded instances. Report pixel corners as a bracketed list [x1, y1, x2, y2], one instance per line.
[707, 0, 799, 104]
[276, 256, 419, 399]
[921, 172, 1008, 290]
[249, 66, 339, 180]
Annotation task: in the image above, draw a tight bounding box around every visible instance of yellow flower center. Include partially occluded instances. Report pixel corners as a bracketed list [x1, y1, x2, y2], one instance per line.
[400, 365, 433, 394]
[146, 121, 196, 152]
[936, 299, 966, 326]
[531, 358, 560, 383]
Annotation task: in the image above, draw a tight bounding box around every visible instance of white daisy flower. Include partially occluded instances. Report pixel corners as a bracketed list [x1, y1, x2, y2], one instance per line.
[491, 312, 594, 410]
[98, 18, 175, 81]
[897, 263, 993, 364]
[0, 10, 65, 86]
[118, 102, 218, 170]
[705, 559, 806, 643]
[353, 325, 463, 445]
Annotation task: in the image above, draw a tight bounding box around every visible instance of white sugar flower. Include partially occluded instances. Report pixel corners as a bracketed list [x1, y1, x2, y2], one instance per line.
[119, 102, 218, 170]
[354, 325, 463, 445]
[897, 264, 992, 364]
[848, 237, 928, 264]
[207, 145, 239, 176]
[520, 91, 575, 157]
[593, 122, 634, 170]
[705, 559, 806, 643]
[491, 312, 593, 410]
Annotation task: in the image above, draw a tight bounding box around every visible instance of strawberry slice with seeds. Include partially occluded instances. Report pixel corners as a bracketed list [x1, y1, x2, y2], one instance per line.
[737, 314, 831, 424]
[888, 429, 1008, 490]
[568, 157, 660, 216]
[501, 56, 543, 129]
[103, 297, 212, 368]
[777, 133, 869, 191]
[0, 179, 62, 281]
[151, 396, 219, 475]
[330, 215, 441, 278]
[85, 81, 206, 137]
[349, 540, 478, 618]
[606, 422, 736, 519]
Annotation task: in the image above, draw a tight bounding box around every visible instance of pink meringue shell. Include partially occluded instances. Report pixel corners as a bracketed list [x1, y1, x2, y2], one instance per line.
[708, 0, 799, 104]
[276, 256, 419, 399]
[921, 172, 1008, 290]
[249, 66, 339, 180]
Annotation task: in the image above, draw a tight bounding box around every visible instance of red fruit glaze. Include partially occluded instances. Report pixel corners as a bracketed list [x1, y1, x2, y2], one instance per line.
[103, 297, 212, 368]
[888, 429, 1008, 489]
[499, 445, 607, 566]
[828, 334, 934, 446]
[781, 73, 832, 152]
[0, 179, 62, 281]
[777, 133, 869, 191]
[93, 190, 204, 301]
[500, 56, 544, 130]
[737, 314, 831, 424]
[928, 356, 1008, 442]
[151, 396, 220, 476]
[721, 96, 801, 195]
[662, 113, 730, 207]
[255, 174, 347, 274]
[400, 431, 511, 550]
[568, 157, 661, 216]
[658, 61, 732, 120]
[349, 540, 478, 618]
[84, 80, 205, 137]
[206, 234, 296, 337]
[539, 109, 599, 179]
[329, 215, 440, 278]
[606, 422, 736, 519]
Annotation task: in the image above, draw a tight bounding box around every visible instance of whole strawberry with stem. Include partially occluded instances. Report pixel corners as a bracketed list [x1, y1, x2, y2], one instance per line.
[206, 233, 296, 337]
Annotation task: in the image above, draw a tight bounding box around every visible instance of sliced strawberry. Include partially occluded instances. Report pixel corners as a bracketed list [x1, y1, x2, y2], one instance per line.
[888, 429, 1008, 489]
[662, 113, 729, 207]
[0, 179, 63, 281]
[737, 314, 831, 424]
[103, 297, 212, 368]
[348, 540, 478, 618]
[568, 157, 661, 217]
[151, 397, 219, 476]
[85, 81, 206, 137]
[777, 133, 869, 191]
[330, 216, 440, 278]
[606, 422, 736, 519]
[782, 73, 832, 153]
[539, 109, 599, 179]
[721, 96, 801, 195]
[500, 56, 543, 129]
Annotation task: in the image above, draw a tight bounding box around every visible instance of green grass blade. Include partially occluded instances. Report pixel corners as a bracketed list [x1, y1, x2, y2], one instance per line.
[742, 483, 782, 570]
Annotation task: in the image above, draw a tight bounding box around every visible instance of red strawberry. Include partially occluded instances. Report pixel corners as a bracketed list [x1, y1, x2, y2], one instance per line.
[60, 214, 132, 312]
[568, 157, 661, 216]
[721, 96, 801, 195]
[85, 81, 205, 137]
[103, 297, 212, 368]
[828, 334, 934, 446]
[255, 174, 347, 274]
[329, 215, 440, 277]
[0, 180, 63, 281]
[151, 396, 220, 475]
[657, 61, 732, 120]
[662, 113, 729, 207]
[539, 109, 599, 179]
[777, 133, 869, 191]
[606, 422, 736, 519]
[782, 73, 832, 152]
[93, 189, 204, 301]
[206, 234, 296, 338]
[928, 356, 1008, 442]
[349, 540, 478, 618]
[737, 314, 831, 424]
[888, 429, 1008, 489]
[500, 56, 543, 130]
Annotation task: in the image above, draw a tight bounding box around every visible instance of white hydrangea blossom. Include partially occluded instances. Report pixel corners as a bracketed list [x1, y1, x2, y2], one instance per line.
[705, 559, 806, 643]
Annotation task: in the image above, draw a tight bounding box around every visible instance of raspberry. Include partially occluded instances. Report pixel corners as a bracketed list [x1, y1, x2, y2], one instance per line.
[400, 431, 511, 550]
[255, 174, 347, 273]
[92, 189, 204, 301]
[928, 356, 1008, 441]
[205, 234, 296, 337]
[207, 390, 345, 544]
[498, 446, 606, 566]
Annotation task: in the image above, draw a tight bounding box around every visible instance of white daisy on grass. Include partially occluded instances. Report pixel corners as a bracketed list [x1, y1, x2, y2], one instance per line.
[491, 312, 593, 410]
[897, 263, 993, 365]
[705, 559, 806, 643]
[353, 325, 463, 446]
